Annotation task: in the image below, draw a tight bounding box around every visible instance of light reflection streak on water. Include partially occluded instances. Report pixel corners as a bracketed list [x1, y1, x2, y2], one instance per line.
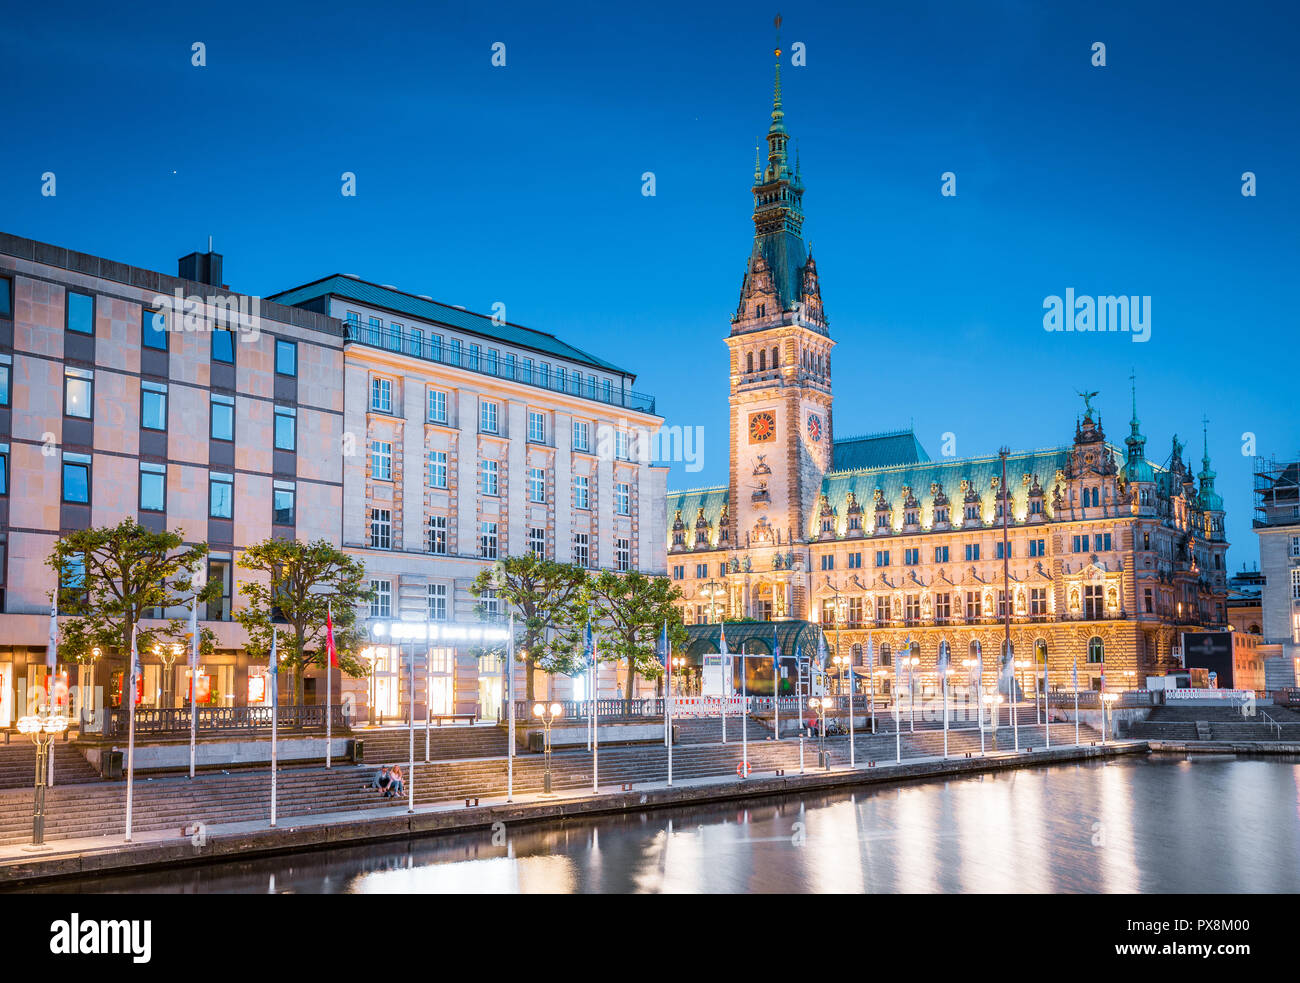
[16, 756, 1300, 895]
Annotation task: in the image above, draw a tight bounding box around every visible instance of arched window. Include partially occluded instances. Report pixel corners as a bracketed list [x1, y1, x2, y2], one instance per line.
[1087, 636, 1104, 663]
[969, 639, 982, 661]
[771, 346, 779, 368]
[746, 352, 754, 373]
[758, 349, 766, 371]
[880, 643, 892, 667]
[851, 643, 863, 666]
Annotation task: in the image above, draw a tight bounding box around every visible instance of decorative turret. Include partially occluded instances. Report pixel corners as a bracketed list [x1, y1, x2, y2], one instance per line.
[1121, 373, 1155, 485]
[733, 15, 826, 332]
[1199, 418, 1224, 513]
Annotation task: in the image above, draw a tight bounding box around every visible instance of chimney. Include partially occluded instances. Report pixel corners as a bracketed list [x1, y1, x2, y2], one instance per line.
[178, 240, 224, 288]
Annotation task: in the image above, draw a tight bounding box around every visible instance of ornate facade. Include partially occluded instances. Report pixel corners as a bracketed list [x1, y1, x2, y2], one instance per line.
[666, 42, 1229, 694]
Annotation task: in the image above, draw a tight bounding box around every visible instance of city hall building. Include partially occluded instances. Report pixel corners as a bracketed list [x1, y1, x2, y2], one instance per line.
[666, 51, 1230, 697]
[0, 232, 664, 727]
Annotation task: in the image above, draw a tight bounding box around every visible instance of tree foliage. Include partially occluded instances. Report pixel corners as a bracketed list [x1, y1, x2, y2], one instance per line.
[46, 518, 218, 667]
[583, 570, 687, 697]
[469, 555, 589, 702]
[236, 538, 373, 706]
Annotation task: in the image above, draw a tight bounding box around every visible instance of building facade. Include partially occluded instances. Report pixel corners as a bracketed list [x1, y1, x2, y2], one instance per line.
[665, 48, 1230, 696]
[0, 234, 344, 724]
[1253, 456, 1300, 689]
[0, 233, 665, 726]
[268, 276, 667, 715]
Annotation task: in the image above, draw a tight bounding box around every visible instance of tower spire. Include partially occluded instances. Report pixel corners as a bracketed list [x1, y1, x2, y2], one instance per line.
[1123, 370, 1152, 485]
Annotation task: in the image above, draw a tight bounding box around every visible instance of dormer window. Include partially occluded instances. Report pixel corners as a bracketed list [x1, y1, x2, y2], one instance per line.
[965, 505, 980, 521]
[905, 510, 919, 526]
[934, 507, 949, 524]
[756, 303, 766, 318]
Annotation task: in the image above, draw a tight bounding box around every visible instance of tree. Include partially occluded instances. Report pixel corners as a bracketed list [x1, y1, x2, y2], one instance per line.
[46, 519, 218, 703]
[236, 538, 374, 707]
[583, 570, 688, 698]
[469, 556, 589, 702]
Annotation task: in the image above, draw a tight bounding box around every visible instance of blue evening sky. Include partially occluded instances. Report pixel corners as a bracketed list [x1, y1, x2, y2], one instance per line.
[2, 0, 1296, 567]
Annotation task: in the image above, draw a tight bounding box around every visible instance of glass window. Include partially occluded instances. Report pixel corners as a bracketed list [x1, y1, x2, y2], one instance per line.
[528, 467, 545, 503]
[142, 308, 168, 350]
[573, 420, 590, 452]
[371, 377, 392, 413]
[0, 276, 11, 318]
[528, 411, 545, 442]
[371, 441, 392, 481]
[62, 453, 91, 503]
[212, 328, 234, 363]
[273, 480, 295, 525]
[429, 451, 448, 489]
[528, 527, 545, 557]
[370, 580, 392, 619]
[574, 475, 590, 510]
[616, 538, 630, 571]
[209, 472, 233, 518]
[141, 382, 167, 431]
[275, 339, 297, 376]
[0, 443, 8, 495]
[480, 522, 498, 559]
[0, 354, 13, 407]
[139, 462, 166, 512]
[469, 344, 480, 371]
[370, 508, 392, 550]
[427, 583, 448, 621]
[274, 406, 296, 451]
[1087, 636, 1104, 664]
[427, 388, 447, 424]
[210, 394, 234, 441]
[66, 291, 94, 335]
[480, 400, 498, 434]
[482, 459, 499, 496]
[427, 515, 448, 555]
[616, 482, 630, 515]
[64, 368, 93, 419]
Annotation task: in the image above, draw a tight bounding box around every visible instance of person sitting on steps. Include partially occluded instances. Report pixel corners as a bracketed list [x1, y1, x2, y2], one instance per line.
[367, 765, 391, 795]
[388, 765, 405, 799]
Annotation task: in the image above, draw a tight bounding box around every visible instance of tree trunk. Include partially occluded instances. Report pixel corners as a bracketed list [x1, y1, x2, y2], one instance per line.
[525, 655, 537, 703]
[625, 659, 636, 703]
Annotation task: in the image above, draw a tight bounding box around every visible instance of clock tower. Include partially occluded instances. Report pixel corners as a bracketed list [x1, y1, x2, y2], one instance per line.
[727, 24, 834, 560]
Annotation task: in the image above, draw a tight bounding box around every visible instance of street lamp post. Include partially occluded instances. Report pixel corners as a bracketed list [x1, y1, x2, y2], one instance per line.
[17, 710, 69, 848]
[808, 697, 829, 769]
[963, 658, 984, 754]
[983, 693, 1004, 751]
[907, 653, 919, 733]
[1101, 692, 1119, 744]
[533, 702, 562, 795]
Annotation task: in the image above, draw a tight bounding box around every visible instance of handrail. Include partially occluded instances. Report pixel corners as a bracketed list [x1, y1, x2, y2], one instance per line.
[102, 703, 352, 737]
[346, 322, 656, 415]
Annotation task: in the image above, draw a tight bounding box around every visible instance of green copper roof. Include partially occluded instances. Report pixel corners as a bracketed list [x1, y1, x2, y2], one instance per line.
[831, 429, 930, 471]
[667, 485, 729, 539]
[267, 275, 634, 378]
[816, 448, 1073, 540]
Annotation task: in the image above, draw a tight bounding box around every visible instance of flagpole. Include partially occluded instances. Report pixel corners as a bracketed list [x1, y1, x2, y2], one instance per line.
[408, 641, 415, 813]
[590, 618, 599, 794]
[868, 631, 875, 737]
[326, 603, 333, 769]
[270, 630, 278, 828]
[741, 652, 748, 776]
[188, 575, 198, 780]
[424, 632, 431, 764]
[848, 656, 855, 767]
[1074, 655, 1080, 746]
[507, 612, 515, 802]
[773, 630, 780, 743]
[720, 625, 727, 744]
[797, 647, 805, 774]
[665, 623, 673, 788]
[125, 620, 138, 843]
[894, 654, 900, 764]
[1044, 647, 1051, 748]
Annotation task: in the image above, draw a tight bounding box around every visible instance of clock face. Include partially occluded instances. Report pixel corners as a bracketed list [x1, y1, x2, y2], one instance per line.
[808, 413, 822, 442]
[749, 411, 776, 443]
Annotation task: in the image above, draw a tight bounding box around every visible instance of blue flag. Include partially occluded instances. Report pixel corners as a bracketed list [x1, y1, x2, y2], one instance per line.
[658, 621, 670, 668]
[816, 631, 828, 669]
[772, 628, 782, 674]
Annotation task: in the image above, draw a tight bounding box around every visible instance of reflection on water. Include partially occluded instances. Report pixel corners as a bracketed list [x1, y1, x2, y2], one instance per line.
[18, 755, 1300, 894]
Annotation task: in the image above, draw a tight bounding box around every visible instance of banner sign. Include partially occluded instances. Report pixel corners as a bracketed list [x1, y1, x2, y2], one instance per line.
[670, 696, 747, 717]
[1164, 688, 1253, 702]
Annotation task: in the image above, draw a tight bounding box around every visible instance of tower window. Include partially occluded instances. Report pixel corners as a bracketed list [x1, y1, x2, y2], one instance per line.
[756, 303, 766, 317]
[759, 349, 766, 371]
[747, 352, 754, 373]
[771, 347, 779, 367]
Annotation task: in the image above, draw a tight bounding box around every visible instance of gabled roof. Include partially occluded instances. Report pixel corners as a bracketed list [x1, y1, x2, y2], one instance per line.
[831, 429, 930, 471]
[267, 274, 634, 378]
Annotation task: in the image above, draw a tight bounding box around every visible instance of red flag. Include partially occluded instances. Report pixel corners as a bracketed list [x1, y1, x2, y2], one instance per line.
[326, 603, 338, 668]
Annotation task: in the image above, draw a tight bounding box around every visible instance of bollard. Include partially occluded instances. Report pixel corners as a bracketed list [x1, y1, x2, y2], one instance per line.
[620, 782, 633, 791]
[464, 797, 479, 808]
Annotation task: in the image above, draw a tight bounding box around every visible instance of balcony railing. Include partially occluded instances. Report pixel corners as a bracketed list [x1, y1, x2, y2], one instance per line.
[346, 321, 656, 415]
[102, 703, 352, 738]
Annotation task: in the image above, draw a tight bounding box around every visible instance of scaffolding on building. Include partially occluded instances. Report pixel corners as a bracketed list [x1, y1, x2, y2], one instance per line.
[1254, 455, 1300, 528]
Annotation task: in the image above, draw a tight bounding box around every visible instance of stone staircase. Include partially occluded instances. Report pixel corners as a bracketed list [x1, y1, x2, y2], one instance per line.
[356, 725, 508, 763]
[1126, 705, 1300, 742]
[0, 740, 102, 790]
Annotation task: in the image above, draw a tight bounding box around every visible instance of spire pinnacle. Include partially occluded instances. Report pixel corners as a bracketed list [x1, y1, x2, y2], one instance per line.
[770, 14, 785, 139]
[1201, 414, 1212, 469]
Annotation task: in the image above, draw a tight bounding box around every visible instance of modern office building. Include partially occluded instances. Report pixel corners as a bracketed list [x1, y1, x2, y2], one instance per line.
[0, 233, 345, 724]
[1253, 456, 1300, 689]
